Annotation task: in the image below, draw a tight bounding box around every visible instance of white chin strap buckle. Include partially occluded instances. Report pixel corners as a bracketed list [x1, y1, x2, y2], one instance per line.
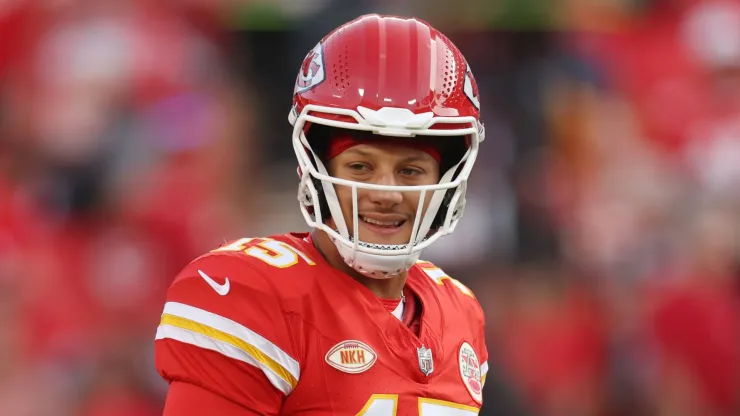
[332, 236, 420, 279]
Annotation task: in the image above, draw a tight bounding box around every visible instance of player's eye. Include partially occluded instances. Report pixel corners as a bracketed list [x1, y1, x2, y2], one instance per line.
[347, 163, 371, 172]
[399, 167, 423, 176]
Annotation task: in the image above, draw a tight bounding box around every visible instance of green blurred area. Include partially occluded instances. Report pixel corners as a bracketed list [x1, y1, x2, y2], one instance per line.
[227, 0, 650, 31]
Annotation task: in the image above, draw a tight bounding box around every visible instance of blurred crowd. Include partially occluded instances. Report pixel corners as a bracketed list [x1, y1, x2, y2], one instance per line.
[0, 0, 738, 415]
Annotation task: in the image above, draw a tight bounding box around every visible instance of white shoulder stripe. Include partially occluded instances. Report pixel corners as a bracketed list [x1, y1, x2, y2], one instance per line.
[480, 360, 489, 387]
[480, 360, 489, 376]
[156, 301, 300, 394]
[156, 325, 295, 395]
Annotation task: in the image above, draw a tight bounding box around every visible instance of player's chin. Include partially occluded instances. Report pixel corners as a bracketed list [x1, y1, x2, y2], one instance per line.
[356, 220, 412, 246]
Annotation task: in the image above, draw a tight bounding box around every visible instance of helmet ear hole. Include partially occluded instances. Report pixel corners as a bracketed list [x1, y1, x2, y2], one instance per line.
[303, 124, 334, 162]
[312, 177, 332, 222]
[429, 145, 468, 230]
[430, 188, 456, 230]
[437, 136, 468, 174]
[301, 125, 334, 223]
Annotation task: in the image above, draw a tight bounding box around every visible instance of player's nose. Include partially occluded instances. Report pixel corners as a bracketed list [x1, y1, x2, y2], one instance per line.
[365, 172, 403, 207]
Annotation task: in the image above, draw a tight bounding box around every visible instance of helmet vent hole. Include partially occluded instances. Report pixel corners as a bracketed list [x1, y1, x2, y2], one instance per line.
[331, 46, 350, 92]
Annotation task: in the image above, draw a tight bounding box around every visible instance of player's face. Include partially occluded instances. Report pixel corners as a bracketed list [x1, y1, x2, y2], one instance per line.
[327, 142, 441, 246]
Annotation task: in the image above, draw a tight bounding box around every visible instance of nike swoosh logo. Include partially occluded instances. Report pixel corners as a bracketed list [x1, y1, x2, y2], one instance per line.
[198, 269, 230, 296]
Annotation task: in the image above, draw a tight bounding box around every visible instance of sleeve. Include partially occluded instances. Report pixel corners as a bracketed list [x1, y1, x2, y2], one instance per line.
[163, 382, 261, 416]
[154, 253, 300, 415]
[473, 299, 489, 389]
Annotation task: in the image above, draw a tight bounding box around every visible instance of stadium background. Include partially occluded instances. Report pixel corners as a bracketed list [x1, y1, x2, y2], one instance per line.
[1, 0, 739, 414]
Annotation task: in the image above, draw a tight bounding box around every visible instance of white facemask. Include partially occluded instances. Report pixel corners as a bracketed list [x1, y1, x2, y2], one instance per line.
[291, 104, 484, 278]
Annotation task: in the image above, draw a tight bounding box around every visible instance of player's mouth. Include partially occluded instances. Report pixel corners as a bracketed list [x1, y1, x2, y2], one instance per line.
[359, 214, 407, 236]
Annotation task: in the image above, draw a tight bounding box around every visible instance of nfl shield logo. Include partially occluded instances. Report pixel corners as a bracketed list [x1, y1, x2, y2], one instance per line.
[417, 345, 434, 376]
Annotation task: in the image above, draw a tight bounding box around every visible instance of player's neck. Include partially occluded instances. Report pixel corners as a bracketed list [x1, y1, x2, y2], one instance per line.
[311, 230, 407, 300]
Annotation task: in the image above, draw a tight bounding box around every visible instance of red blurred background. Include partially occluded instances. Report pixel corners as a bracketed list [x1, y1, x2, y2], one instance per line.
[0, 1, 738, 415]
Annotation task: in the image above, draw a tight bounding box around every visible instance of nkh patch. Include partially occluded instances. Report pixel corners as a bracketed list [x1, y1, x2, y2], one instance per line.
[325, 340, 377, 374]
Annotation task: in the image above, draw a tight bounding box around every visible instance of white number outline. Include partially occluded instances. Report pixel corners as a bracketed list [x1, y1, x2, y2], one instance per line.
[213, 238, 315, 268]
[417, 261, 474, 298]
[357, 395, 479, 415]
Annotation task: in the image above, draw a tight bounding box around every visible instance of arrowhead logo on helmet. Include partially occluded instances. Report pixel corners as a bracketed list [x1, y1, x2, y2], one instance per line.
[463, 63, 480, 111]
[295, 43, 326, 94]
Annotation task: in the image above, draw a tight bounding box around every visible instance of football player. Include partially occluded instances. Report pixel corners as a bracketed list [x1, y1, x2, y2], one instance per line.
[155, 14, 488, 415]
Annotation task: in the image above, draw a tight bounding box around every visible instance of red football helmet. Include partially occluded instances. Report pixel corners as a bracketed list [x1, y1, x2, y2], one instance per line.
[290, 14, 485, 278]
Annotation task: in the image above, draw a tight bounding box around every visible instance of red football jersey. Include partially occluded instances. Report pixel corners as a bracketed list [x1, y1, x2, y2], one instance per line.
[155, 233, 489, 415]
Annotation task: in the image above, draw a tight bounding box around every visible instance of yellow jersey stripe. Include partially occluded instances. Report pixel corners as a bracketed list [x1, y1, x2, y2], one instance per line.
[160, 313, 298, 389]
[160, 302, 300, 380]
[480, 361, 488, 387]
[418, 397, 480, 414]
[156, 325, 296, 395]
